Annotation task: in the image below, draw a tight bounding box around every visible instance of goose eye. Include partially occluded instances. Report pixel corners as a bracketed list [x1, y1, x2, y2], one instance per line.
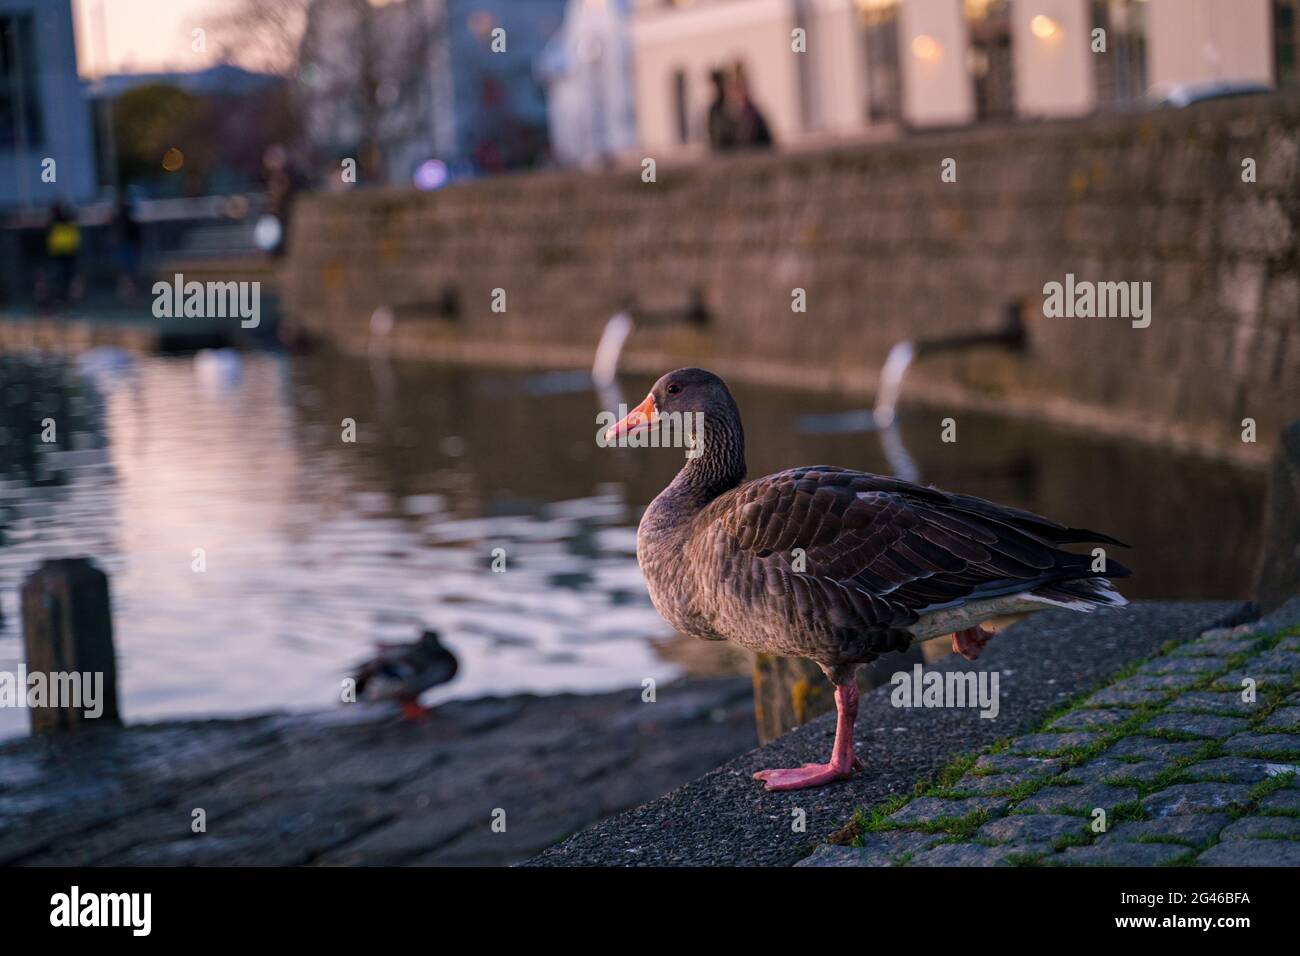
[666, 384, 681, 395]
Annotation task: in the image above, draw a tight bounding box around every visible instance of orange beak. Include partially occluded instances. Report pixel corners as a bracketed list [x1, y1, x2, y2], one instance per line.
[604, 393, 656, 442]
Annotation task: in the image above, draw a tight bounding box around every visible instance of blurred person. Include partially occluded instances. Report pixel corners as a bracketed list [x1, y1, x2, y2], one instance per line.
[726, 63, 773, 150]
[110, 195, 144, 301]
[707, 69, 739, 152]
[261, 145, 306, 257]
[40, 202, 83, 308]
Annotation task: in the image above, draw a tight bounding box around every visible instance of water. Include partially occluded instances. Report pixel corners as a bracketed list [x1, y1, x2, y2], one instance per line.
[0, 350, 1265, 739]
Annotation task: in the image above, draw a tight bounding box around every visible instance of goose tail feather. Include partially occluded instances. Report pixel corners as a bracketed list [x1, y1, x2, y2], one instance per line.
[1027, 575, 1129, 612]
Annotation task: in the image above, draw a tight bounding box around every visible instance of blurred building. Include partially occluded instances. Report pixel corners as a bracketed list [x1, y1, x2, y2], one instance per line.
[0, 0, 95, 211]
[631, 0, 1285, 155]
[298, 0, 567, 183]
[444, 0, 569, 171]
[89, 63, 281, 100]
[538, 0, 637, 168]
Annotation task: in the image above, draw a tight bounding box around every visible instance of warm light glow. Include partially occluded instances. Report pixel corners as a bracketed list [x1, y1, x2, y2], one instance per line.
[911, 35, 941, 61]
[469, 10, 497, 39]
[161, 147, 184, 172]
[1030, 14, 1059, 39]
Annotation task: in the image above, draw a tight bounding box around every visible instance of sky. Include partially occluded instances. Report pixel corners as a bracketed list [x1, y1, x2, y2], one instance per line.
[72, 0, 233, 78]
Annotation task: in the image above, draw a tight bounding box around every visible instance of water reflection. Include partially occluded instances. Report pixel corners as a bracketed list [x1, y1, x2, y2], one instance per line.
[0, 351, 1265, 739]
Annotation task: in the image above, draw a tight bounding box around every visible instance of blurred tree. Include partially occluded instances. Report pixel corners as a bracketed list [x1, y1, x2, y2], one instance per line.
[211, 0, 313, 78]
[207, 83, 303, 189]
[215, 0, 445, 185]
[294, 0, 444, 184]
[211, 0, 313, 184]
[112, 84, 215, 195]
[110, 78, 298, 197]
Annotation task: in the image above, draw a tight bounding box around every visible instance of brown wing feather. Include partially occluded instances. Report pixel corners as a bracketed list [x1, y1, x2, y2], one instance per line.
[697, 466, 1127, 636]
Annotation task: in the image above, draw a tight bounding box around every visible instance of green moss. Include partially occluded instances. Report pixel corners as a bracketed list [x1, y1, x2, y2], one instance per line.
[1051, 833, 1093, 851]
[868, 807, 993, 838]
[996, 777, 1055, 802]
[856, 793, 917, 836]
[1247, 773, 1296, 804]
[926, 753, 980, 795]
[1111, 740, 1224, 799]
[1230, 746, 1300, 761]
[1140, 727, 1210, 742]
[1108, 799, 1149, 824]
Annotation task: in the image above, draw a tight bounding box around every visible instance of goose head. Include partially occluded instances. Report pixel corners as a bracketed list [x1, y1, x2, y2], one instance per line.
[605, 367, 746, 494]
[604, 368, 740, 441]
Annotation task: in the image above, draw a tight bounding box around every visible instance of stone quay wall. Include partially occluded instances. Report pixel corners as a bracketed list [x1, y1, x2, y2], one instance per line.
[282, 95, 1300, 462]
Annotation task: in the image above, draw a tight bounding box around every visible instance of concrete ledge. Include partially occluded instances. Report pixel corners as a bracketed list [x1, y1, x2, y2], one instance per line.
[525, 601, 1255, 867]
[0, 678, 756, 866]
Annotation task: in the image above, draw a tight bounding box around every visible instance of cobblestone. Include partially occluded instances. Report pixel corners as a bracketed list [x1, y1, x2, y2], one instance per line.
[1097, 813, 1229, 847]
[1142, 783, 1255, 816]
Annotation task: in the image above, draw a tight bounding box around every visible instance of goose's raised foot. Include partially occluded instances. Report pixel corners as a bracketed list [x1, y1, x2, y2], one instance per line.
[399, 700, 430, 722]
[951, 625, 995, 661]
[754, 760, 858, 791]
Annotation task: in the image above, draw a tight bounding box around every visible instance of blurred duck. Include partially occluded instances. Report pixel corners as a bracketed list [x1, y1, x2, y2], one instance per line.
[352, 630, 458, 720]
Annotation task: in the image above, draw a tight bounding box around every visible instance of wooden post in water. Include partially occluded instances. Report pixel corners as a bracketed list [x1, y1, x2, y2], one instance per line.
[752, 653, 833, 745]
[20, 558, 121, 734]
[1254, 420, 1300, 610]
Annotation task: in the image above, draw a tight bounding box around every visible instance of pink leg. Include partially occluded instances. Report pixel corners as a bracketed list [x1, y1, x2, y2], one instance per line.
[951, 625, 995, 661]
[753, 683, 860, 791]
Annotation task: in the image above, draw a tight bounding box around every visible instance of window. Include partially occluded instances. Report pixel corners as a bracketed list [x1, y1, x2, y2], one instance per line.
[0, 14, 43, 149]
[857, 0, 902, 123]
[672, 68, 689, 143]
[1276, 0, 1298, 88]
[1092, 0, 1148, 106]
[964, 0, 1015, 121]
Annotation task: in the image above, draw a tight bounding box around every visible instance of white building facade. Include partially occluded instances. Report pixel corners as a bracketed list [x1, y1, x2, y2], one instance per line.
[630, 0, 1282, 155]
[539, 0, 639, 168]
[0, 0, 96, 210]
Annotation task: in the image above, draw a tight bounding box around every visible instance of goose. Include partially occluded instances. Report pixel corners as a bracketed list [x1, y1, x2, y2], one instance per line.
[351, 630, 459, 720]
[605, 368, 1129, 791]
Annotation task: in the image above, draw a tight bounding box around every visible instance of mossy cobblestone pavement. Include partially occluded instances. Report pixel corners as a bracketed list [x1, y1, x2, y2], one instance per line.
[532, 600, 1294, 867]
[800, 604, 1300, 868]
